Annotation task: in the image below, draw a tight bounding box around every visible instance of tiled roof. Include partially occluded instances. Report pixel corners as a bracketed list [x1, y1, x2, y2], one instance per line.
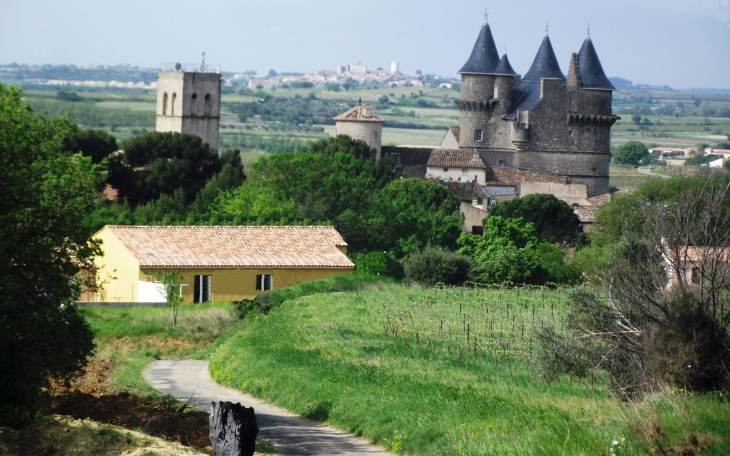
[436, 180, 489, 202]
[427, 149, 486, 168]
[104, 225, 354, 269]
[333, 104, 385, 123]
[485, 167, 564, 186]
[664, 246, 730, 265]
[449, 126, 461, 143]
[587, 193, 611, 206]
[574, 206, 600, 224]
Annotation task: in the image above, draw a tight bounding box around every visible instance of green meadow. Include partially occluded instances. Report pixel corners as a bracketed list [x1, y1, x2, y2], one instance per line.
[209, 283, 730, 455]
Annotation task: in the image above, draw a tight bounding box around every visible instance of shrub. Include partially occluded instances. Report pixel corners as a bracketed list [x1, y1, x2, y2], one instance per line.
[403, 248, 472, 286]
[349, 251, 403, 278]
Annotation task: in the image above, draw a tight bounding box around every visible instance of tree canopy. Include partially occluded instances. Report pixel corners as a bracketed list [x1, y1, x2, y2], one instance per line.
[0, 84, 99, 420]
[612, 141, 649, 166]
[108, 132, 222, 207]
[488, 193, 582, 244]
[63, 127, 118, 164]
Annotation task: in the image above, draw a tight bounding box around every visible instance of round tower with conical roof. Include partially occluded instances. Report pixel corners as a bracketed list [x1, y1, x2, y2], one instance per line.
[456, 14, 519, 150]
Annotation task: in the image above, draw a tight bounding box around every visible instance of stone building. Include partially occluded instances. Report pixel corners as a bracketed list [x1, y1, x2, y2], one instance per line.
[334, 102, 385, 158]
[156, 60, 221, 150]
[454, 15, 619, 197]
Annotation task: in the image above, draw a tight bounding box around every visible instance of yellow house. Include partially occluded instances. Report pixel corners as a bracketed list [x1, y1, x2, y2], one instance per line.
[91, 225, 355, 304]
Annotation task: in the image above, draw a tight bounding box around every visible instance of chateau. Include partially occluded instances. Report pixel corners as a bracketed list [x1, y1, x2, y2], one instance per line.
[370, 16, 618, 200]
[452, 16, 618, 197]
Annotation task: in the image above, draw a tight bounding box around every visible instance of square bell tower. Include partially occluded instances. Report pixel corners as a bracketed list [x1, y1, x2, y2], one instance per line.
[156, 55, 221, 150]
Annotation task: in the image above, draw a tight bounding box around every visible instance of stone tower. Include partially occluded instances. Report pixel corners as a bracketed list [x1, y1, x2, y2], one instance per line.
[454, 17, 619, 197]
[333, 102, 385, 159]
[155, 58, 221, 150]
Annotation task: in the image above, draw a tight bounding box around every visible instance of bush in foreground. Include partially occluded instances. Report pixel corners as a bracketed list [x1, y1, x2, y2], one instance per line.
[402, 247, 472, 286]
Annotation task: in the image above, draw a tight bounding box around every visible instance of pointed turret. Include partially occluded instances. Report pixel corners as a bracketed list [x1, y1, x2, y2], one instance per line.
[523, 36, 566, 83]
[494, 53, 517, 76]
[576, 37, 615, 90]
[458, 19, 501, 74]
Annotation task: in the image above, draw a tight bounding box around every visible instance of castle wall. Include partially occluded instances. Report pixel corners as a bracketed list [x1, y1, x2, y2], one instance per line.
[458, 75, 516, 149]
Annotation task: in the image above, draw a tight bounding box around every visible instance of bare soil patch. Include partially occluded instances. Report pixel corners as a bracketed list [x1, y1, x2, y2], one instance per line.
[45, 360, 213, 455]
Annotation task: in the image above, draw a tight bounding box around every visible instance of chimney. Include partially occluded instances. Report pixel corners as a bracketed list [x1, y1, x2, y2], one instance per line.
[363, 103, 372, 118]
[472, 151, 481, 162]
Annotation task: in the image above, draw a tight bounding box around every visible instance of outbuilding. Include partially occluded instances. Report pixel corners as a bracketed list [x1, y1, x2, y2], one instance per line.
[90, 225, 354, 304]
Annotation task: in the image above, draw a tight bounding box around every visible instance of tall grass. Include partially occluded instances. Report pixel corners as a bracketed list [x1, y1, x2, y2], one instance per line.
[210, 285, 730, 455]
[237, 272, 395, 317]
[81, 302, 239, 396]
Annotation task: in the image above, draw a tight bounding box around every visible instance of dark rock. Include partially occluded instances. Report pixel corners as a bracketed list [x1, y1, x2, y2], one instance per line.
[209, 401, 258, 456]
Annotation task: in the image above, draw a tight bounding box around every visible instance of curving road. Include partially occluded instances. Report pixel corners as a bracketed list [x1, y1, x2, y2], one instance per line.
[144, 360, 390, 456]
[638, 166, 671, 178]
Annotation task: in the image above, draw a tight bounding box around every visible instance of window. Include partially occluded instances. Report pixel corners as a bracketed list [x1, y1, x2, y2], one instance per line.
[472, 226, 484, 235]
[462, 168, 467, 174]
[256, 274, 274, 291]
[691, 267, 700, 284]
[192, 93, 198, 99]
[474, 129, 483, 141]
[162, 92, 168, 115]
[204, 94, 210, 101]
[443, 167, 449, 172]
[493, 86, 499, 99]
[171, 93, 177, 115]
[474, 175, 478, 182]
[591, 167, 597, 173]
[498, 160, 505, 167]
[204, 93, 211, 115]
[193, 275, 211, 303]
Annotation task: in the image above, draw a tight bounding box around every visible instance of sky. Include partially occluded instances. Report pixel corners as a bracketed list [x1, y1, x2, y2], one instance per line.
[1, 0, 729, 89]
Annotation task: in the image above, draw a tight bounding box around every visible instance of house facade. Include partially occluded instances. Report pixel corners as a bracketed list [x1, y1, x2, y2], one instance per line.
[91, 225, 354, 304]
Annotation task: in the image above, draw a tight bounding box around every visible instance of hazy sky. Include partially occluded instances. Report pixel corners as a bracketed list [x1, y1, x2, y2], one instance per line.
[1, 0, 729, 89]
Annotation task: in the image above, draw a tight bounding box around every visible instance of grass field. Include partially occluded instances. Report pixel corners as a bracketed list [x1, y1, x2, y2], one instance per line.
[209, 283, 730, 455]
[80, 302, 240, 397]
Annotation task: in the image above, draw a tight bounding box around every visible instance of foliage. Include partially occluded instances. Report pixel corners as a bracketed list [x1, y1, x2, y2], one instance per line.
[0, 84, 99, 422]
[63, 127, 118, 164]
[349, 251, 403, 278]
[563, 178, 730, 395]
[613, 141, 649, 166]
[488, 193, 582, 244]
[225, 96, 344, 126]
[458, 217, 580, 285]
[153, 271, 184, 327]
[335, 178, 463, 259]
[211, 284, 730, 455]
[108, 132, 222, 207]
[402, 247, 472, 286]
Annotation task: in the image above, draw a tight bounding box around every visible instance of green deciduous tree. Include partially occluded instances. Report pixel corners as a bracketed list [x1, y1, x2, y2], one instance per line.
[457, 216, 579, 285]
[0, 84, 100, 422]
[488, 194, 582, 244]
[613, 141, 649, 166]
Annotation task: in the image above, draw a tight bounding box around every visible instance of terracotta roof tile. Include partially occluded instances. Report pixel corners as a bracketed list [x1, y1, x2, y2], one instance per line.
[333, 104, 385, 123]
[104, 226, 354, 269]
[574, 206, 600, 224]
[428, 149, 486, 168]
[435, 180, 489, 201]
[485, 167, 564, 186]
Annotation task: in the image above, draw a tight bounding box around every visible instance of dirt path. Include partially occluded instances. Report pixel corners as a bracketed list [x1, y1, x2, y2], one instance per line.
[144, 360, 390, 456]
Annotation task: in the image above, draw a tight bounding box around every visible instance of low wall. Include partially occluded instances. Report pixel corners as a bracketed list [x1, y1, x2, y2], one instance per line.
[75, 302, 169, 308]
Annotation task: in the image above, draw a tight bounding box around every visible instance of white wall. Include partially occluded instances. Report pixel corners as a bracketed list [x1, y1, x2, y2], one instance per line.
[137, 281, 166, 303]
[426, 166, 486, 185]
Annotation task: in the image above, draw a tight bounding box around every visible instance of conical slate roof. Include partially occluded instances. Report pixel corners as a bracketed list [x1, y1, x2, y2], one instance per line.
[494, 53, 517, 76]
[523, 36, 566, 83]
[458, 21, 501, 75]
[577, 37, 615, 90]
